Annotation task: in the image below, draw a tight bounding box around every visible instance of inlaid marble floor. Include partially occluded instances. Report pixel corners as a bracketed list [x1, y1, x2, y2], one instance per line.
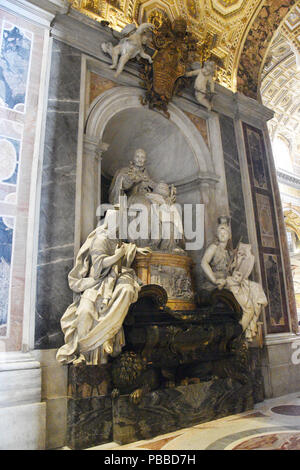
[87, 392, 300, 450]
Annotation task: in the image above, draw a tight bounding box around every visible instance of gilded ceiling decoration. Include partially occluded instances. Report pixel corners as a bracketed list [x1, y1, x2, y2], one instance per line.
[261, 6, 300, 174]
[68, 0, 298, 97]
[284, 207, 300, 239]
[237, 0, 297, 98]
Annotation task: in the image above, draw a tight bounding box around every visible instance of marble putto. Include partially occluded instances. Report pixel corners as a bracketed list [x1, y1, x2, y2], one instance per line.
[101, 23, 154, 78]
[185, 60, 216, 111]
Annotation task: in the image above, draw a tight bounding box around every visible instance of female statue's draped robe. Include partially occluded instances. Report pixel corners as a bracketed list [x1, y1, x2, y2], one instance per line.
[226, 277, 268, 342]
[56, 227, 141, 365]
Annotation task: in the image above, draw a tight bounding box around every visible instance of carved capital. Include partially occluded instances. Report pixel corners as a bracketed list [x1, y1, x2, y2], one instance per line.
[83, 135, 109, 161]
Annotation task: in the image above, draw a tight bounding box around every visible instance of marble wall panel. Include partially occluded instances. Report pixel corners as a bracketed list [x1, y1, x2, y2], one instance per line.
[183, 111, 209, 148]
[35, 39, 81, 349]
[0, 216, 14, 337]
[219, 114, 248, 248]
[255, 193, 276, 249]
[0, 9, 45, 351]
[243, 123, 290, 333]
[89, 72, 117, 105]
[263, 254, 285, 327]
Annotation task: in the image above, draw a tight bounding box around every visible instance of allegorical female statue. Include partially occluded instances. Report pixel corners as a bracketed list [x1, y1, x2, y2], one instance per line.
[56, 210, 150, 365]
[200, 216, 232, 291]
[109, 148, 184, 252]
[201, 217, 268, 342]
[225, 243, 268, 342]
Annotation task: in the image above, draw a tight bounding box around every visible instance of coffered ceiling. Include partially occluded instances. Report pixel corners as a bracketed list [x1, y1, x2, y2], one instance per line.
[261, 5, 300, 173]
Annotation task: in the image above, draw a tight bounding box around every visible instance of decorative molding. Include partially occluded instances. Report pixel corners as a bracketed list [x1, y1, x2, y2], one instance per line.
[277, 170, 300, 189]
[0, 0, 55, 27]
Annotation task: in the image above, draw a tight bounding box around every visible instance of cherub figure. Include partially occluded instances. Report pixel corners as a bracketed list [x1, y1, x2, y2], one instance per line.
[101, 23, 154, 78]
[185, 60, 216, 111]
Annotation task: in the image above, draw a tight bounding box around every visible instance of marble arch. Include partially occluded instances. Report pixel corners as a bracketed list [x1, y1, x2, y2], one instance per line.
[80, 85, 220, 253]
[85, 86, 214, 177]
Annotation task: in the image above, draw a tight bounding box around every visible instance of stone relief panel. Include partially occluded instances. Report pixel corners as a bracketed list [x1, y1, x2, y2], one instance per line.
[150, 264, 194, 302]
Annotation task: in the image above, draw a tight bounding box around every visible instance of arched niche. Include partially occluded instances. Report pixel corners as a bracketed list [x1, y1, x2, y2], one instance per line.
[101, 107, 202, 187]
[85, 86, 214, 177]
[79, 86, 219, 278]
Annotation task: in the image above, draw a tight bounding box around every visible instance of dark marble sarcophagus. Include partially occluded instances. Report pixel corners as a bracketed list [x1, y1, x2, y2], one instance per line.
[67, 285, 264, 448]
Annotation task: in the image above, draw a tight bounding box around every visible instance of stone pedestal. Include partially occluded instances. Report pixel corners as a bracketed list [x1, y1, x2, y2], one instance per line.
[66, 364, 113, 450]
[133, 252, 196, 310]
[0, 352, 46, 450]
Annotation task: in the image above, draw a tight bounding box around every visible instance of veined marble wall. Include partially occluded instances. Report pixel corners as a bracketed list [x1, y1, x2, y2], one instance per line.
[35, 39, 81, 349]
[219, 114, 248, 248]
[0, 9, 45, 351]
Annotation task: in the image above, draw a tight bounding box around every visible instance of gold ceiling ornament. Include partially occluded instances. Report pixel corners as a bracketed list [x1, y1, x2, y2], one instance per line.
[196, 32, 218, 66]
[147, 9, 169, 29]
[218, 0, 240, 5]
[68, 0, 297, 96]
[185, 0, 198, 19]
[284, 208, 300, 241]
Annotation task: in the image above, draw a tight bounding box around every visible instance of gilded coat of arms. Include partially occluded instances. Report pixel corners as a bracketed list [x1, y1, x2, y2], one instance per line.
[140, 18, 198, 117]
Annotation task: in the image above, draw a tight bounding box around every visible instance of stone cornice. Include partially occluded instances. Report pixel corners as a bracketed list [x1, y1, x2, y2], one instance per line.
[0, 0, 55, 27]
[277, 170, 300, 189]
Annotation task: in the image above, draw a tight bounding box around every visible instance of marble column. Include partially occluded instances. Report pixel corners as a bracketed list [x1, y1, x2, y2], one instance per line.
[35, 39, 81, 350]
[80, 136, 109, 244]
